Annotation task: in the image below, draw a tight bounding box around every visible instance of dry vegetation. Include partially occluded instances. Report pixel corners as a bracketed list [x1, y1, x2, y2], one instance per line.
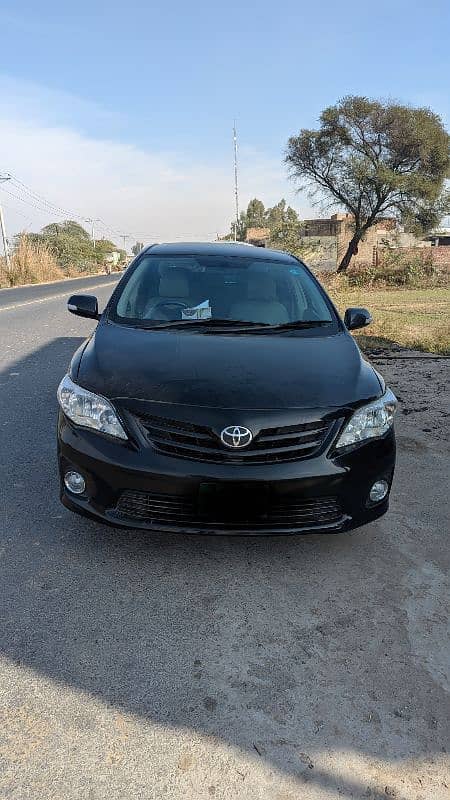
[0, 234, 113, 288]
[324, 279, 450, 354]
[0, 236, 64, 288]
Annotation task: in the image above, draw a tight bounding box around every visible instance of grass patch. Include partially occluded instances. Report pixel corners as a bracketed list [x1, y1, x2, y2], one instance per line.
[326, 285, 450, 355]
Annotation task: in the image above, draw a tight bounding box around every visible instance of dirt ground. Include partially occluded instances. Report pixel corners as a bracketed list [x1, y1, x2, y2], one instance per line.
[364, 346, 450, 441]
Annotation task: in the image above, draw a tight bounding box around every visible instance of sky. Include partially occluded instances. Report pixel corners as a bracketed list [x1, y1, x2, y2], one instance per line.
[0, 0, 449, 248]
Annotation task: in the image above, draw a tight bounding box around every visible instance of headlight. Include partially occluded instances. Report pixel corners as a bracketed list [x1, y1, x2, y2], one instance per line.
[335, 388, 397, 449]
[57, 374, 127, 440]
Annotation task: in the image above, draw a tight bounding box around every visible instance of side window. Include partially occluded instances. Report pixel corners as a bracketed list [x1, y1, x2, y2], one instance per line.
[116, 259, 159, 318]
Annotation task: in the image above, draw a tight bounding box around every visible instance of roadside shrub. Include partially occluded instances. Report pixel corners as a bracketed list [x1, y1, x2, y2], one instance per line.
[0, 235, 64, 288]
[319, 251, 445, 290]
[358, 249, 438, 287]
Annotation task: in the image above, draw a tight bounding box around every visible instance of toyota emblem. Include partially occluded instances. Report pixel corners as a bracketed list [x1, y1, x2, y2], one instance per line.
[220, 425, 253, 449]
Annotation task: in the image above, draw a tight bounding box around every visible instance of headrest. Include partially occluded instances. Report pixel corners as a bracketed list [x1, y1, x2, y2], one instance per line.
[247, 274, 278, 301]
[159, 269, 190, 298]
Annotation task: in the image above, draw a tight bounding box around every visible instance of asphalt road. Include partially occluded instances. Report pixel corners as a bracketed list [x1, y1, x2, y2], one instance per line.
[0, 277, 449, 800]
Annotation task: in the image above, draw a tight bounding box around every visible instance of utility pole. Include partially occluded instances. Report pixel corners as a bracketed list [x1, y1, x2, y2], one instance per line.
[121, 234, 130, 251]
[233, 122, 240, 242]
[87, 218, 100, 247]
[0, 173, 12, 271]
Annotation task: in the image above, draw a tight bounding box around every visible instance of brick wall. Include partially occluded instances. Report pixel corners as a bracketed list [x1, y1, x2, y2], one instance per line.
[302, 213, 450, 270]
[430, 245, 450, 269]
[337, 220, 395, 265]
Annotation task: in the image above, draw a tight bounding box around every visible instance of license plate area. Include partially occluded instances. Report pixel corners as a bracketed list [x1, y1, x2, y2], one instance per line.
[198, 482, 270, 521]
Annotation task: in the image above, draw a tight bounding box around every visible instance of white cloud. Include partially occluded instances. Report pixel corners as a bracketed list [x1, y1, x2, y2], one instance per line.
[0, 77, 311, 247]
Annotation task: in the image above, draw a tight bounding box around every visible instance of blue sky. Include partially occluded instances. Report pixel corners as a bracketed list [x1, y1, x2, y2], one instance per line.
[0, 0, 449, 244]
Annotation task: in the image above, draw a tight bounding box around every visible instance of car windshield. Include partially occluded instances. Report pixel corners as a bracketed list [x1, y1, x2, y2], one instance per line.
[110, 253, 335, 329]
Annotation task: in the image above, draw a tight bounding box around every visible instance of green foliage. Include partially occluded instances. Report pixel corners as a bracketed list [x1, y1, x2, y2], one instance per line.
[335, 252, 441, 289]
[41, 220, 91, 240]
[132, 241, 144, 256]
[23, 220, 120, 273]
[265, 199, 298, 230]
[225, 197, 325, 262]
[267, 206, 301, 254]
[245, 198, 266, 228]
[229, 198, 301, 243]
[286, 96, 450, 270]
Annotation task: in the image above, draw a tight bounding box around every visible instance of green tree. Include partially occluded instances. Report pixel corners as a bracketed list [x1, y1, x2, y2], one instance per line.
[285, 96, 450, 270]
[265, 199, 298, 230]
[246, 198, 266, 228]
[27, 220, 98, 272]
[132, 241, 144, 256]
[227, 198, 299, 243]
[228, 200, 266, 241]
[92, 238, 118, 264]
[41, 220, 91, 240]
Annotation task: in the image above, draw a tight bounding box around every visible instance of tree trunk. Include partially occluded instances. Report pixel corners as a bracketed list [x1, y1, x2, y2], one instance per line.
[337, 231, 363, 272]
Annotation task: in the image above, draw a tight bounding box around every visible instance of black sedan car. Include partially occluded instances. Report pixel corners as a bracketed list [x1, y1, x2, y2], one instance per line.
[57, 242, 396, 535]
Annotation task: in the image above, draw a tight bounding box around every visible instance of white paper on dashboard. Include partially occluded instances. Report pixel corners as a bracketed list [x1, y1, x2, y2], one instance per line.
[181, 300, 212, 320]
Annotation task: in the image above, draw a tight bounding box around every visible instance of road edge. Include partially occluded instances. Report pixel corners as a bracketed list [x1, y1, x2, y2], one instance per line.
[0, 270, 123, 294]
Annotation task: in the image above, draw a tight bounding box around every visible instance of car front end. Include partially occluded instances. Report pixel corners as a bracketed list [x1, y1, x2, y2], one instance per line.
[57, 376, 396, 535]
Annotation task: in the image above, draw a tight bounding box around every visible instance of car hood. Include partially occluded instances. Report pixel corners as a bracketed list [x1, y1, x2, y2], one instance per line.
[74, 321, 382, 410]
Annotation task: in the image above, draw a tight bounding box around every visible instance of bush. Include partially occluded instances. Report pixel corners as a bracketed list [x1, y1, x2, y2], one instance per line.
[319, 251, 444, 290]
[0, 235, 64, 288]
[354, 251, 438, 287]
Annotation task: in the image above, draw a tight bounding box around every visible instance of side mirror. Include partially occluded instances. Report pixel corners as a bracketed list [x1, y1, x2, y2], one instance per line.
[67, 294, 99, 320]
[344, 307, 372, 331]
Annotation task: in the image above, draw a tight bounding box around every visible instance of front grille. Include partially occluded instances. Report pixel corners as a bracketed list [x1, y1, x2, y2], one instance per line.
[111, 489, 345, 533]
[136, 413, 332, 464]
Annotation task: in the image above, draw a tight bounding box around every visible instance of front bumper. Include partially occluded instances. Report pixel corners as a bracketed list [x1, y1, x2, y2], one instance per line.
[57, 411, 396, 535]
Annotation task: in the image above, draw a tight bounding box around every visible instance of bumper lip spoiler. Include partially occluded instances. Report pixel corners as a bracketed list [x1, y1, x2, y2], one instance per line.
[105, 512, 352, 536]
[62, 490, 360, 535]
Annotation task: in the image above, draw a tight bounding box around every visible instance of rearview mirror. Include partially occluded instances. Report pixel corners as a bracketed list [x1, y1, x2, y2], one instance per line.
[344, 307, 372, 331]
[67, 294, 99, 320]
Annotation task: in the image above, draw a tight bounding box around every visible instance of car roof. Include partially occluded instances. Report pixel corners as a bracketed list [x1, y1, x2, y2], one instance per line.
[142, 241, 299, 263]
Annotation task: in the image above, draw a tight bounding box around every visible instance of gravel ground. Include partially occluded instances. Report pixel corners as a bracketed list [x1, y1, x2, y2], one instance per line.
[0, 278, 449, 800]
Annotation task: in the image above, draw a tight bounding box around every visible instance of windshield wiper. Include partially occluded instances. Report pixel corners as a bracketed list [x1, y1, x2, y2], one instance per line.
[133, 318, 332, 333]
[135, 318, 270, 330]
[260, 319, 333, 331]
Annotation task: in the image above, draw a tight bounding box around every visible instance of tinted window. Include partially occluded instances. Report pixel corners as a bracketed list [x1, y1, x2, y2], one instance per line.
[111, 254, 335, 327]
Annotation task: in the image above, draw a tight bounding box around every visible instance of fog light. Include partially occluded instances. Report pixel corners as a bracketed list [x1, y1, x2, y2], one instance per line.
[369, 480, 389, 503]
[64, 470, 86, 495]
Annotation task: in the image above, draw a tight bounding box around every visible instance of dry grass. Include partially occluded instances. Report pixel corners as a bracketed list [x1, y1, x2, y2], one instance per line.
[0, 236, 64, 288]
[324, 282, 450, 354]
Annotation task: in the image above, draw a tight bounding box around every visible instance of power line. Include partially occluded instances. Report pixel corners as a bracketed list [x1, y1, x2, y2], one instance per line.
[0, 170, 132, 246]
[0, 184, 74, 220]
[0, 170, 223, 246]
[8, 176, 87, 222]
[0, 200, 36, 225]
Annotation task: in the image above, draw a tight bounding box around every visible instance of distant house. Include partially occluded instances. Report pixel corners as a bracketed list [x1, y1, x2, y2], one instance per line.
[301, 213, 427, 269]
[105, 251, 122, 267]
[246, 227, 270, 247]
[425, 230, 450, 246]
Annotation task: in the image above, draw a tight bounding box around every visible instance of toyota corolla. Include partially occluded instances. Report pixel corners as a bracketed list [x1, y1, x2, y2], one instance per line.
[57, 242, 397, 535]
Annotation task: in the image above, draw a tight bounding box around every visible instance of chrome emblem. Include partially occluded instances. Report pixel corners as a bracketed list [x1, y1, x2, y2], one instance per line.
[220, 425, 253, 449]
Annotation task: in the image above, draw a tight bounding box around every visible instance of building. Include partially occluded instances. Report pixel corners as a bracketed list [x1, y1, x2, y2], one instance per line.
[301, 213, 427, 269]
[245, 227, 271, 247]
[425, 229, 450, 246]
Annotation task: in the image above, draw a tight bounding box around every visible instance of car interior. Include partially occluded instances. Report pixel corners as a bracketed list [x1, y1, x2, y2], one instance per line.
[115, 257, 329, 324]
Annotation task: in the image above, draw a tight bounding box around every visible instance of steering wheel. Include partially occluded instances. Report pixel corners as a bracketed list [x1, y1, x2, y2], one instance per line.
[144, 299, 191, 320]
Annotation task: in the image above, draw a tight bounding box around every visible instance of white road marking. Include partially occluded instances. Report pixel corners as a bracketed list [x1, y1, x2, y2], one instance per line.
[0, 281, 118, 313]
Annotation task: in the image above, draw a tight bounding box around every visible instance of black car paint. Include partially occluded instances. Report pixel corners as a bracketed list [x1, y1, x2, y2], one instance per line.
[58, 242, 396, 534]
[73, 322, 382, 410]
